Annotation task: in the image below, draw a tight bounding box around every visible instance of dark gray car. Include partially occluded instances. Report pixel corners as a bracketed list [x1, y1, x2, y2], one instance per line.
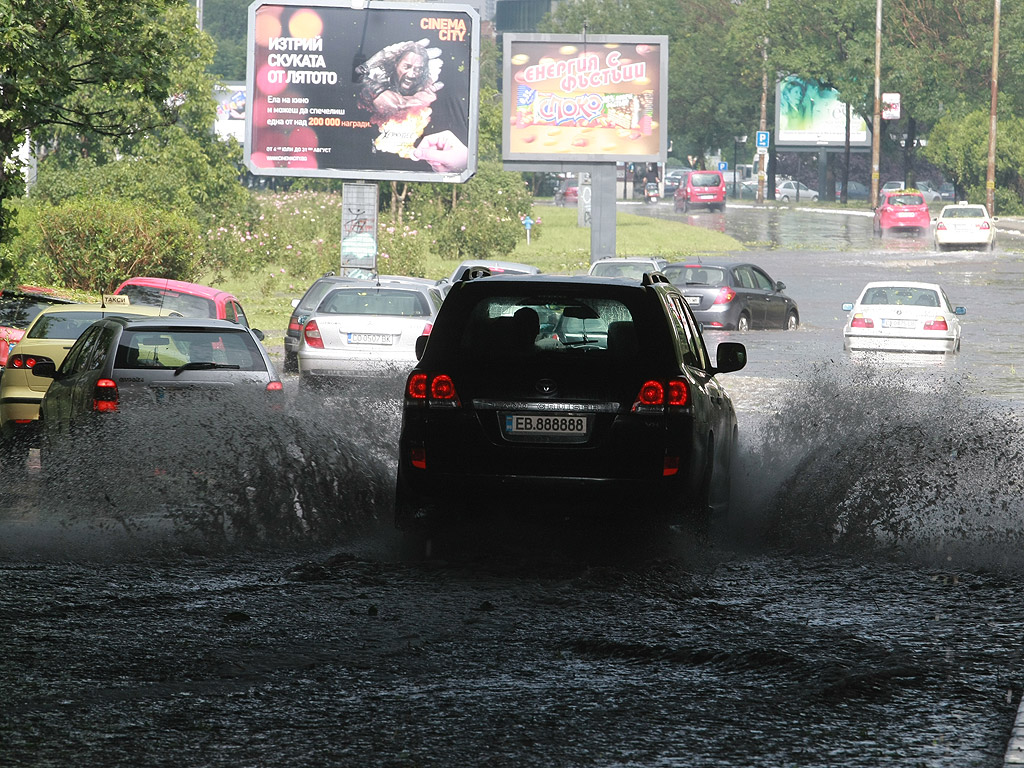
[663, 262, 799, 332]
[31, 317, 282, 466]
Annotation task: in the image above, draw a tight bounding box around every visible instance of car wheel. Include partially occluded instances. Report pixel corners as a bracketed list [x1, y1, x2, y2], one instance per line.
[781, 195, 790, 203]
[987, 240, 995, 252]
[785, 311, 799, 331]
[682, 199, 689, 213]
[736, 313, 751, 332]
[811, 195, 819, 202]
[283, 351, 298, 373]
[935, 241, 945, 252]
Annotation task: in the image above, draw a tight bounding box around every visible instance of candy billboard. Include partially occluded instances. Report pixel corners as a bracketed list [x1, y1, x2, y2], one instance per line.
[502, 34, 668, 163]
[246, 0, 479, 182]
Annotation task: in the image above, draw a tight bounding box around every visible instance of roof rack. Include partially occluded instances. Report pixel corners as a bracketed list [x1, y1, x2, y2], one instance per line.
[457, 266, 492, 282]
[641, 272, 672, 286]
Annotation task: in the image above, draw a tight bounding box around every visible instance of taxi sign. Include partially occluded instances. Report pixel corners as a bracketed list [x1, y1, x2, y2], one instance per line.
[103, 294, 130, 305]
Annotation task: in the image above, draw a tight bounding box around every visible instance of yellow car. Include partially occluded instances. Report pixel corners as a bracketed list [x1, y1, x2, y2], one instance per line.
[0, 302, 170, 467]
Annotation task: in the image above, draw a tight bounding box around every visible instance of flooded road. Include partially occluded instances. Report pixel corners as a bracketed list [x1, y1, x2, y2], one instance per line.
[4, 205, 1024, 767]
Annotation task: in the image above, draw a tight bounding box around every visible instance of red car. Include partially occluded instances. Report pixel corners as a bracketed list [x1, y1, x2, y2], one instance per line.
[0, 287, 77, 368]
[874, 190, 931, 236]
[674, 170, 726, 213]
[113, 277, 252, 327]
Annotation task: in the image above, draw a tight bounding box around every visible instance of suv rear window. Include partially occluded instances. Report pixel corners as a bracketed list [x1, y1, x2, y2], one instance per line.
[689, 172, 722, 187]
[458, 294, 639, 359]
[118, 286, 217, 318]
[114, 329, 266, 371]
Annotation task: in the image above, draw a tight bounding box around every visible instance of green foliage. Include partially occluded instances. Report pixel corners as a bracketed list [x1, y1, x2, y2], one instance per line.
[924, 108, 1024, 214]
[26, 199, 202, 293]
[427, 162, 535, 261]
[377, 218, 430, 278]
[0, 1, 214, 247]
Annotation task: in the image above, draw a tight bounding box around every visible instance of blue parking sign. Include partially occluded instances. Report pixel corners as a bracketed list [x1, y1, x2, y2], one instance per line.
[756, 131, 770, 148]
[718, 161, 728, 171]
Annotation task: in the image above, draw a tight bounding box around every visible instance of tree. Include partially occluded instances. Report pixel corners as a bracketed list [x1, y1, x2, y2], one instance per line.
[0, 0, 207, 247]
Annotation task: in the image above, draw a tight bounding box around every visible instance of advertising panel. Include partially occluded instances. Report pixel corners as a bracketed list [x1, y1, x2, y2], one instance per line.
[246, 0, 479, 182]
[775, 75, 870, 148]
[214, 82, 247, 143]
[502, 34, 668, 163]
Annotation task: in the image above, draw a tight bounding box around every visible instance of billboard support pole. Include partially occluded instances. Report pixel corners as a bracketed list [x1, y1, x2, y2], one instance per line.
[589, 163, 617, 263]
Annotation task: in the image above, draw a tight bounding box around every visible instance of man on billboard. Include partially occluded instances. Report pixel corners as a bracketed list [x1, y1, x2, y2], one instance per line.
[356, 37, 468, 172]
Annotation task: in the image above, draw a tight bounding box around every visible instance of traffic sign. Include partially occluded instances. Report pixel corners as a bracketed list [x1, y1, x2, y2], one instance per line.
[756, 146, 768, 155]
[718, 161, 728, 171]
[756, 131, 770, 148]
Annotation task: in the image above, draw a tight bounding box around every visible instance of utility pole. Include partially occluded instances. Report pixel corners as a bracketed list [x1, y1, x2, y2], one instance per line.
[870, 0, 882, 207]
[756, 0, 769, 204]
[986, 0, 1001, 216]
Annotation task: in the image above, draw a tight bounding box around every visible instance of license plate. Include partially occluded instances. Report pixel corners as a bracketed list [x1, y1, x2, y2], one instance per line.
[503, 412, 589, 442]
[898, 212, 917, 218]
[882, 319, 916, 329]
[699, 194, 715, 200]
[348, 333, 393, 345]
[685, 296, 701, 306]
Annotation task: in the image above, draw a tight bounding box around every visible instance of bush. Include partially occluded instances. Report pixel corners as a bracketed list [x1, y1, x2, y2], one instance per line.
[30, 198, 202, 293]
[427, 161, 535, 261]
[376, 215, 429, 277]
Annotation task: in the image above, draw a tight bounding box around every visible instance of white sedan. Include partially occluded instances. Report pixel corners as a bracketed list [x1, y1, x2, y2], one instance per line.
[297, 280, 443, 385]
[842, 281, 965, 355]
[933, 201, 996, 251]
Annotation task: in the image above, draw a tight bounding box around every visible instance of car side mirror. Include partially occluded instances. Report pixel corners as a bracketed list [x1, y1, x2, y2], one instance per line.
[775, 280, 786, 291]
[842, 302, 854, 311]
[251, 328, 265, 341]
[955, 306, 966, 316]
[714, 341, 746, 374]
[31, 360, 57, 379]
[415, 334, 429, 359]
[291, 298, 300, 309]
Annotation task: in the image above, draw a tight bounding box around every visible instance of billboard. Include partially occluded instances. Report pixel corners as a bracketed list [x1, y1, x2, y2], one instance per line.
[775, 75, 870, 148]
[214, 82, 247, 143]
[502, 34, 668, 163]
[245, 0, 480, 182]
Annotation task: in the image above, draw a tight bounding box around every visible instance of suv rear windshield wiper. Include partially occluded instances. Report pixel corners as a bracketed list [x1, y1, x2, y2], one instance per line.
[174, 362, 241, 376]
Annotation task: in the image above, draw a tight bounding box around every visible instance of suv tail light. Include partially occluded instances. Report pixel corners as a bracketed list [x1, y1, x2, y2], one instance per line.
[633, 379, 689, 411]
[406, 372, 461, 407]
[713, 286, 736, 305]
[93, 378, 119, 412]
[923, 317, 948, 331]
[303, 319, 324, 349]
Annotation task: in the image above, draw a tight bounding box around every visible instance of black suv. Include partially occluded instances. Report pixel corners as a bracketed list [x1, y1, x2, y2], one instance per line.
[394, 271, 747, 535]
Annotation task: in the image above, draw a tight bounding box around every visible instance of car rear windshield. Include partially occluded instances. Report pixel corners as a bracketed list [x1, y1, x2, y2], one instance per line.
[861, 287, 940, 307]
[690, 172, 721, 187]
[118, 286, 217, 318]
[0, 297, 66, 329]
[457, 293, 641, 359]
[114, 329, 266, 371]
[318, 287, 432, 317]
[663, 265, 727, 287]
[942, 207, 986, 218]
[28, 311, 160, 340]
[890, 194, 925, 206]
[590, 262, 653, 279]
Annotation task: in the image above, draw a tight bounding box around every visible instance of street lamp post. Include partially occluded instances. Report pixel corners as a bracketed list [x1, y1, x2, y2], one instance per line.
[870, 0, 882, 206]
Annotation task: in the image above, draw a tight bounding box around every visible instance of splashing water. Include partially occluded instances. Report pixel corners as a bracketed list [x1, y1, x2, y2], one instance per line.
[2, 380, 405, 558]
[731, 361, 1024, 569]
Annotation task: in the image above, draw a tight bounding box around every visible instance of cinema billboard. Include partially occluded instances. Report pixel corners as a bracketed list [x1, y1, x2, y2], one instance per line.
[775, 75, 870, 148]
[245, 0, 480, 182]
[503, 34, 668, 164]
